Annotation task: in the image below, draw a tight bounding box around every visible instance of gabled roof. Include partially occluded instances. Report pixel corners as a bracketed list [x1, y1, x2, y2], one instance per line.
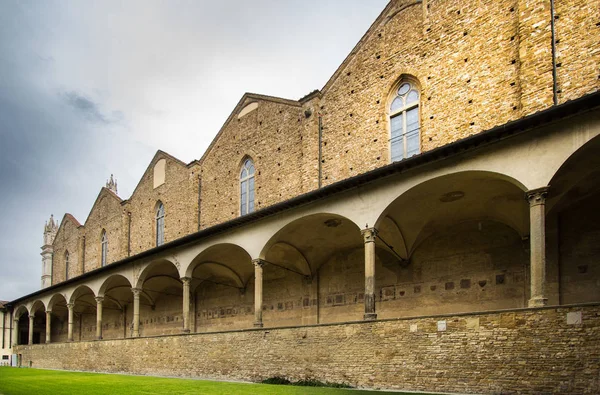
[54, 213, 83, 241]
[197, 92, 302, 165]
[321, 0, 416, 94]
[126, 150, 189, 202]
[82, 186, 123, 227]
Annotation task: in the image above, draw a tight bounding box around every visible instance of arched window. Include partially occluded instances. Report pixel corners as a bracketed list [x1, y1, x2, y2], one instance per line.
[240, 158, 255, 215]
[390, 80, 420, 162]
[156, 202, 165, 246]
[65, 251, 69, 280]
[101, 230, 108, 267]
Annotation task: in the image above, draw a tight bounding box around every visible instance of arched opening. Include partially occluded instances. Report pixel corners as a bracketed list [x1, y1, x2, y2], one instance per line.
[98, 274, 134, 339]
[13, 305, 29, 346]
[69, 285, 97, 342]
[374, 171, 529, 317]
[47, 294, 68, 342]
[261, 213, 363, 325]
[136, 259, 182, 336]
[547, 135, 600, 304]
[29, 300, 47, 344]
[187, 244, 253, 332]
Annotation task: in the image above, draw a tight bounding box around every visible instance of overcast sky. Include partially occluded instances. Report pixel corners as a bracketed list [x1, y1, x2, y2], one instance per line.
[0, 0, 388, 301]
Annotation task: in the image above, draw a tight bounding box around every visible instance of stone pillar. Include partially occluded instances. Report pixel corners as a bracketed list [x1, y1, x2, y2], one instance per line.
[45, 311, 52, 343]
[12, 318, 19, 346]
[95, 297, 104, 340]
[527, 187, 549, 307]
[28, 315, 35, 345]
[253, 259, 264, 328]
[362, 228, 378, 320]
[181, 277, 191, 333]
[67, 303, 74, 342]
[132, 288, 141, 337]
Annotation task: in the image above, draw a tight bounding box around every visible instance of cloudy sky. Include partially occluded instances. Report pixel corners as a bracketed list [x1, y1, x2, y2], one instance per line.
[0, 0, 388, 301]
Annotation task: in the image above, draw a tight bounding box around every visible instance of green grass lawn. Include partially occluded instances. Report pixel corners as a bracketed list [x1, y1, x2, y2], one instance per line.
[0, 367, 425, 395]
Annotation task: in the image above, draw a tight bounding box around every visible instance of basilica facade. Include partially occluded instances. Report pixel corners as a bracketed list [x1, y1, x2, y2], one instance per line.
[5, 1, 600, 393]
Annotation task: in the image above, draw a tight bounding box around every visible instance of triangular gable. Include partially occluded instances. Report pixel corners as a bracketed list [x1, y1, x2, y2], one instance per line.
[321, 1, 406, 94]
[197, 92, 302, 165]
[126, 150, 189, 202]
[82, 187, 123, 227]
[54, 213, 83, 242]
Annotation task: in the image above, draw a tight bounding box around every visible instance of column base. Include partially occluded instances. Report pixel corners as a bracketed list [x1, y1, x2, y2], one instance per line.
[96, 336, 103, 340]
[253, 321, 264, 328]
[363, 313, 377, 321]
[182, 329, 190, 333]
[528, 297, 548, 308]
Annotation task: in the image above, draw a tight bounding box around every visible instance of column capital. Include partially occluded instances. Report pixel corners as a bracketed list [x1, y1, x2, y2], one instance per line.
[180, 277, 192, 285]
[46, 310, 52, 315]
[95, 296, 104, 304]
[361, 227, 378, 243]
[252, 258, 265, 268]
[29, 314, 35, 320]
[66, 302, 74, 309]
[526, 186, 549, 207]
[131, 287, 142, 297]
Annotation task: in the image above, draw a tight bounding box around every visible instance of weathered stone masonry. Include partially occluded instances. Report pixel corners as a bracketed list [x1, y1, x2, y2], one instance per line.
[17, 305, 600, 394]
[5, 0, 600, 392]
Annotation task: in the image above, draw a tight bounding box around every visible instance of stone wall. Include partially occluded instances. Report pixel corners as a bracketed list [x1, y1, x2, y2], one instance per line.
[15, 304, 600, 394]
[127, 153, 200, 256]
[52, 216, 82, 284]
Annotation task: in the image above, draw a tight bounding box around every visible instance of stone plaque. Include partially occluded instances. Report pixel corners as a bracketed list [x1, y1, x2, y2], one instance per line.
[567, 311, 582, 325]
[437, 320, 447, 331]
[410, 324, 418, 333]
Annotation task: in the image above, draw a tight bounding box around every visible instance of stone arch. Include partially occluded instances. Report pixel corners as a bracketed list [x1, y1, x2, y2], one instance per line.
[30, 300, 46, 315]
[47, 293, 68, 311]
[187, 244, 253, 289]
[99, 274, 133, 297]
[13, 304, 28, 319]
[545, 133, 600, 305]
[374, 170, 529, 259]
[260, 213, 362, 275]
[68, 284, 96, 304]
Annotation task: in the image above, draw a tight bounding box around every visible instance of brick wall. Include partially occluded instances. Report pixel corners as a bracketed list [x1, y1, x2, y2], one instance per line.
[15, 304, 600, 394]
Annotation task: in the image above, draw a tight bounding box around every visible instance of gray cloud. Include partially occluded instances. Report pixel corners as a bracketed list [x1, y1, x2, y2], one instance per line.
[62, 91, 123, 124]
[0, 0, 388, 301]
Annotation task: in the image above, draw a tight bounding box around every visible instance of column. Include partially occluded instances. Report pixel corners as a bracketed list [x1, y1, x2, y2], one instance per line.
[45, 311, 52, 343]
[362, 228, 378, 320]
[253, 259, 264, 328]
[527, 187, 549, 307]
[67, 303, 74, 342]
[181, 277, 191, 333]
[12, 318, 19, 347]
[28, 315, 35, 345]
[95, 297, 104, 340]
[132, 288, 141, 337]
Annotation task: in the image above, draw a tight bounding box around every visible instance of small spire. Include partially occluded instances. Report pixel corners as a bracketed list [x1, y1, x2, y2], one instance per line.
[106, 174, 118, 195]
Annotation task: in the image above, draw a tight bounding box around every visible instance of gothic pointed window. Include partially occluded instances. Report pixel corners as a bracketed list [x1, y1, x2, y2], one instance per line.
[65, 251, 69, 280]
[390, 80, 420, 162]
[156, 202, 165, 246]
[101, 230, 108, 267]
[240, 158, 255, 215]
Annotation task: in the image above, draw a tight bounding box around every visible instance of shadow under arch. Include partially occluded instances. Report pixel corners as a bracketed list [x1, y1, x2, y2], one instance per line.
[47, 293, 68, 311]
[545, 133, 600, 305]
[134, 258, 183, 336]
[260, 213, 363, 275]
[186, 243, 253, 290]
[13, 305, 28, 319]
[374, 170, 529, 260]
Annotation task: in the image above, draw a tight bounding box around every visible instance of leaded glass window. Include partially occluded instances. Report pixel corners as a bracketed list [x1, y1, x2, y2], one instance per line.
[101, 230, 108, 267]
[156, 202, 165, 246]
[390, 81, 420, 162]
[240, 159, 255, 215]
[65, 251, 69, 280]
